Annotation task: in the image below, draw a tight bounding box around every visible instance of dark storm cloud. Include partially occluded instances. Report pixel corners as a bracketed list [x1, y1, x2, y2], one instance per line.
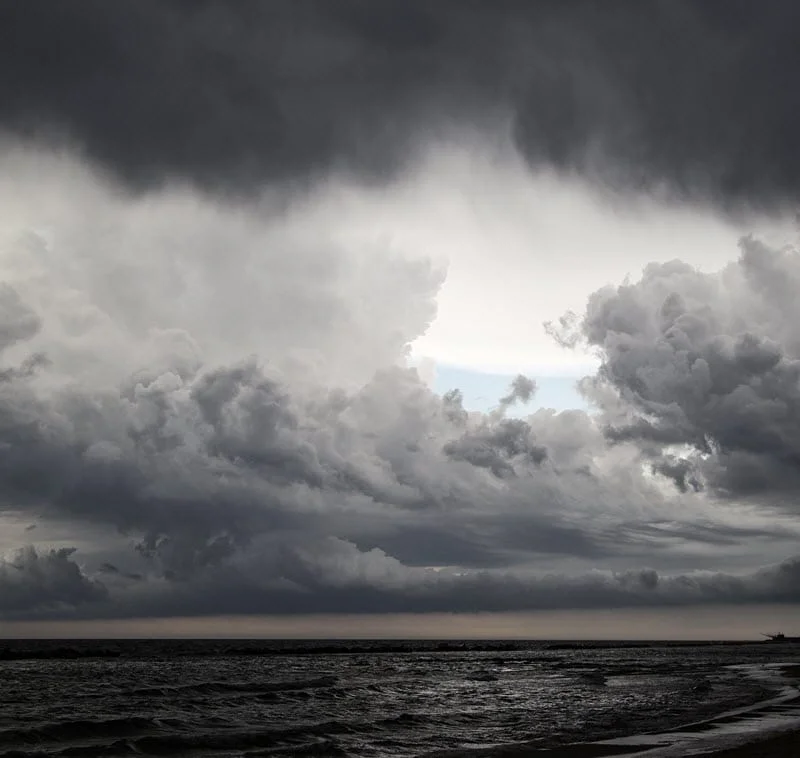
[16, 538, 800, 620]
[443, 419, 547, 477]
[0, 323, 637, 581]
[160, 552, 800, 616]
[559, 236, 800, 505]
[0, 245, 719, 612]
[2, 0, 800, 208]
[1, 247, 798, 617]
[618, 520, 799, 549]
[0, 546, 106, 614]
[443, 375, 544, 476]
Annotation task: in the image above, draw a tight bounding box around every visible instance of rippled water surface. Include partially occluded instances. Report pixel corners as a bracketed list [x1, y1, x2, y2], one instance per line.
[1, 639, 798, 757]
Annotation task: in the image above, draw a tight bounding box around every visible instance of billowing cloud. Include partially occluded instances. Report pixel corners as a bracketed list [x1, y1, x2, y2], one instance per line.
[3, 189, 800, 618]
[0, 547, 106, 614]
[0, 153, 709, 589]
[558, 237, 800, 507]
[1, 1, 800, 210]
[2, 2, 800, 620]
[0, 148, 731, 617]
[0, 147, 443, 390]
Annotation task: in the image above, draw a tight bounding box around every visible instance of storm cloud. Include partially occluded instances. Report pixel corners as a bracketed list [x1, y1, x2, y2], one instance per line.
[558, 237, 800, 505]
[1, 176, 799, 619]
[0, 547, 106, 614]
[12, 537, 800, 621]
[2, 1, 800, 209]
[0, 152, 715, 615]
[2, 4, 800, 622]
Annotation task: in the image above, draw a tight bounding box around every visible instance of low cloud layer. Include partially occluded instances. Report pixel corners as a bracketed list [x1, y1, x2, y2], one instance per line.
[8, 538, 800, 622]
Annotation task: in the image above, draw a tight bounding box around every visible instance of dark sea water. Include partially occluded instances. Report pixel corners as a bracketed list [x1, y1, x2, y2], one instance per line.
[1, 639, 799, 757]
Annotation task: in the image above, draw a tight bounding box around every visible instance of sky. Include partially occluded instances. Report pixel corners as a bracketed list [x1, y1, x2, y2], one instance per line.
[2, 1, 800, 639]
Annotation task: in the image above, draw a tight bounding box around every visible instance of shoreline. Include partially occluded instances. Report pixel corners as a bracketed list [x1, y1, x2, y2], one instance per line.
[533, 728, 800, 757]
[707, 728, 800, 757]
[536, 663, 800, 757]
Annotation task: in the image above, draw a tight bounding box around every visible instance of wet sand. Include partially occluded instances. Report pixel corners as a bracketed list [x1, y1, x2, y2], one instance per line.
[533, 729, 800, 756]
[700, 728, 800, 756]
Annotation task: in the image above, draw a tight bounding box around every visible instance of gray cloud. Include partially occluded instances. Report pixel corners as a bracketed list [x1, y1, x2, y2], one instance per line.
[499, 374, 537, 409]
[0, 284, 40, 351]
[0, 546, 106, 614]
[559, 236, 800, 506]
[0, 208, 706, 611]
[444, 419, 547, 477]
[1, 1, 800, 209]
[0, 329, 659, 581]
[0, 150, 444, 391]
[17, 537, 800, 620]
[1, 312, 788, 619]
[1, 147, 800, 619]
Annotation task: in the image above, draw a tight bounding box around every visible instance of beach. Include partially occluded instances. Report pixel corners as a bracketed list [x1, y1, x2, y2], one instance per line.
[706, 729, 800, 756]
[441, 729, 800, 757]
[530, 729, 800, 757]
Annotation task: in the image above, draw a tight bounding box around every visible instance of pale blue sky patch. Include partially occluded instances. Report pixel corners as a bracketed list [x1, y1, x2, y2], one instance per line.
[431, 364, 590, 414]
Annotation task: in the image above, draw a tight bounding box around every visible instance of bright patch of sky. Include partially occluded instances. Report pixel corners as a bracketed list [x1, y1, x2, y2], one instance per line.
[309, 140, 796, 387]
[431, 364, 588, 414]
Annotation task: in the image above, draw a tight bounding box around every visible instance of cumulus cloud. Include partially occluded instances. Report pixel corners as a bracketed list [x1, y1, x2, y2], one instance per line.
[0, 547, 106, 615]
[2, 159, 799, 619]
[556, 236, 800, 507]
[0, 319, 666, 584]
[0, 148, 445, 392]
[0, 146, 743, 619]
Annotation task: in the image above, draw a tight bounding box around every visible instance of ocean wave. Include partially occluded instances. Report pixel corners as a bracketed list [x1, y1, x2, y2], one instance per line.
[243, 740, 350, 757]
[0, 716, 172, 746]
[128, 721, 357, 755]
[128, 675, 339, 699]
[0, 643, 794, 757]
[0, 640, 530, 661]
[0, 647, 123, 661]
[0, 721, 358, 757]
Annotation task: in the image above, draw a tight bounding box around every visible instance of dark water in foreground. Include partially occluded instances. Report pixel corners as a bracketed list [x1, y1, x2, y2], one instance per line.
[1, 639, 798, 757]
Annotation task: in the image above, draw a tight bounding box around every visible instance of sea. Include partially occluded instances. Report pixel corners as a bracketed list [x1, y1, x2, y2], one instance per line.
[2, 639, 800, 757]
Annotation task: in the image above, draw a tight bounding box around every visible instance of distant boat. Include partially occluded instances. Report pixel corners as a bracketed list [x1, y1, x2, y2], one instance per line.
[761, 633, 800, 643]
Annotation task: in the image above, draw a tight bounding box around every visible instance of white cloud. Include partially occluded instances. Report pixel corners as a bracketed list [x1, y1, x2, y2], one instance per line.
[297, 139, 796, 374]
